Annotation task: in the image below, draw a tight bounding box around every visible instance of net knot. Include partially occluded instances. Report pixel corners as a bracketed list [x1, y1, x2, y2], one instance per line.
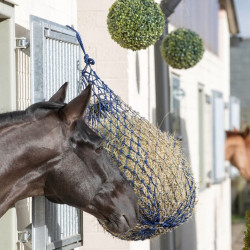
[84, 54, 95, 65]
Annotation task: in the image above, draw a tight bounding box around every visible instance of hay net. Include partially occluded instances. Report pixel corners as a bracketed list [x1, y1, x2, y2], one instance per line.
[67, 26, 197, 241]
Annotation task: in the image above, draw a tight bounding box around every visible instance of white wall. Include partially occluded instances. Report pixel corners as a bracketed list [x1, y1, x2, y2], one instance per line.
[14, 0, 77, 30]
[0, 3, 16, 113]
[128, 47, 156, 123]
[0, 2, 17, 250]
[77, 0, 129, 103]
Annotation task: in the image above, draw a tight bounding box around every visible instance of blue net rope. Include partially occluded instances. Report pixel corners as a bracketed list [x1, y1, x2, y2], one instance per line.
[67, 26, 197, 241]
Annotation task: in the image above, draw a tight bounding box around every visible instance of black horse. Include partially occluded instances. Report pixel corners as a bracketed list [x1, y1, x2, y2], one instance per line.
[0, 83, 138, 234]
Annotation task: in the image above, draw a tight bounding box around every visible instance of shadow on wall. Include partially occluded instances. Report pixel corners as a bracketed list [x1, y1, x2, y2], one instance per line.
[174, 216, 197, 250]
[175, 117, 197, 250]
[15, 199, 32, 250]
[231, 176, 250, 215]
[151, 117, 197, 250]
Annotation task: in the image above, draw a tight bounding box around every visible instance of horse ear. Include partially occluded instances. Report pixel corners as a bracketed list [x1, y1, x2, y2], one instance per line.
[233, 127, 238, 132]
[61, 84, 91, 124]
[246, 126, 250, 134]
[49, 82, 68, 103]
[244, 126, 250, 138]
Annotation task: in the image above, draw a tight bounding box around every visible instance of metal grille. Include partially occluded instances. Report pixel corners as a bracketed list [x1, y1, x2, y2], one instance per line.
[16, 45, 32, 250]
[16, 49, 31, 110]
[46, 204, 82, 250]
[30, 15, 82, 250]
[44, 31, 80, 102]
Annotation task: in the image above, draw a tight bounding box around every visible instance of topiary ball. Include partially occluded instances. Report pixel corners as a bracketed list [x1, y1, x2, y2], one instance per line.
[107, 0, 165, 51]
[160, 28, 204, 69]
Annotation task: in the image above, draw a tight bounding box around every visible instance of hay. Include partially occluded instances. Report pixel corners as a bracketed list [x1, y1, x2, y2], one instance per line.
[87, 98, 197, 240]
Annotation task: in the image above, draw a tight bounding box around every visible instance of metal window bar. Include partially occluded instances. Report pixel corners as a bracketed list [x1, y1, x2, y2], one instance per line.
[30, 15, 82, 250]
[16, 42, 32, 250]
[198, 84, 206, 190]
[229, 96, 240, 130]
[170, 74, 182, 138]
[229, 96, 240, 178]
[16, 49, 31, 110]
[211, 90, 225, 183]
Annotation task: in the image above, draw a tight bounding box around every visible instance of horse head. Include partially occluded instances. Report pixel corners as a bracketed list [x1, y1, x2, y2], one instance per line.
[0, 83, 138, 234]
[40, 84, 139, 234]
[225, 128, 250, 181]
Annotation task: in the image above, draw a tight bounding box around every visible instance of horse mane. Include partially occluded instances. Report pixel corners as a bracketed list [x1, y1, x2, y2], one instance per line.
[243, 126, 250, 138]
[25, 102, 65, 114]
[0, 111, 29, 130]
[225, 131, 245, 138]
[0, 102, 65, 132]
[226, 127, 250, 139]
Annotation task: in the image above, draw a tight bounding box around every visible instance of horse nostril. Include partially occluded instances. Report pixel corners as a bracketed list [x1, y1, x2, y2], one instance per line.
[122, 213, 137, 229]
[122, 214, 130, 227]
[136, 204, 140, 219]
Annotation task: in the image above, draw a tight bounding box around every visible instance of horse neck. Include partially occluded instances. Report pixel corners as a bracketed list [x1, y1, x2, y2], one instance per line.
[245, 136, 250, 153]
[225, 136, 238, 161]
[225, 136, 250, 180]
[0, 114, 62, 214]
[0, 111, 28, 132]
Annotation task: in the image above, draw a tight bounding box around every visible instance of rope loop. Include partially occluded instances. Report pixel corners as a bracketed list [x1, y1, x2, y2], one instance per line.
[84, 54, 95, 65]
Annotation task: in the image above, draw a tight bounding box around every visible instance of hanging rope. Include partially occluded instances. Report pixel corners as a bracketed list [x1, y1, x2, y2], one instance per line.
[66, 25, 95, 65]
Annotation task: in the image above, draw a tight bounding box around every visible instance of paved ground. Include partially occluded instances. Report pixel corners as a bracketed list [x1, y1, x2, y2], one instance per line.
[232, 222, 246, 250]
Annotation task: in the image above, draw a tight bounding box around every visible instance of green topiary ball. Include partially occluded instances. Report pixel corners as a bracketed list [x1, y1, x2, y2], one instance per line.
[107, 0, 165, 51]
[160, 28, 204, 69]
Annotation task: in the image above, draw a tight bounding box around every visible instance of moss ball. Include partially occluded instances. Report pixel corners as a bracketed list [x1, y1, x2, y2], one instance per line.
[107, 0, 165, 51]
[160, 28, 204, 69]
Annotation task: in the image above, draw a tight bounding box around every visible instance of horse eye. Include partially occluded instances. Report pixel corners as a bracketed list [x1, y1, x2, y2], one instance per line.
[95, 146, 103, 154]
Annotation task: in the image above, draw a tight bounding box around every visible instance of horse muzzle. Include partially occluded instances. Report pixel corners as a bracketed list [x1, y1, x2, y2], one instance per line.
[103, 213, 138, 234]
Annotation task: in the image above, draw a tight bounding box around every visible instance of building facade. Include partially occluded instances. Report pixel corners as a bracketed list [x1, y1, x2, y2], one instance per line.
[0, 0, 238, 249]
